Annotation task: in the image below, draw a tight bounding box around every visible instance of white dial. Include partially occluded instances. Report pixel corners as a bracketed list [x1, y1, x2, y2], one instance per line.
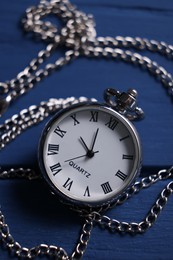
[39, 103, 141, 207]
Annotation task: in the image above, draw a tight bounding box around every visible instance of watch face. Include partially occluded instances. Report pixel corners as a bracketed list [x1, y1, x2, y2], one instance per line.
[38, 102, 141, 208]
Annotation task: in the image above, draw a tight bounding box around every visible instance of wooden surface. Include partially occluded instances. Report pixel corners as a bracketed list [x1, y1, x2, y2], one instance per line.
[0, 0, 173, 259]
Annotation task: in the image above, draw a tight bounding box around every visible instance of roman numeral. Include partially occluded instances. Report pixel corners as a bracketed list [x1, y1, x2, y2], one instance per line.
[119, 135, 130, 141]
[50, 163, 62, 176]
[115, 170, 127, 181]
[122, 154, 134, 160]
[83, 186, 90, 197]
[101, 182, 112, 194]
[54, 126, 67, 138]
[63, 178, 73, 191]
[70, 114, 80, 126]
[89, 111, 98, 122]
[47, 144, 59, 155]
[105, 116, 118, 130]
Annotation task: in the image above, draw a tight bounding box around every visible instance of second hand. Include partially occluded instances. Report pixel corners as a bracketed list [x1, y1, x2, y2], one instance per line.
[64, 151, 99, 163]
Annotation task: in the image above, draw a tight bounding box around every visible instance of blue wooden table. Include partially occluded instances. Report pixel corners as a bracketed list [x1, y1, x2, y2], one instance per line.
[0, 0, 173, 259]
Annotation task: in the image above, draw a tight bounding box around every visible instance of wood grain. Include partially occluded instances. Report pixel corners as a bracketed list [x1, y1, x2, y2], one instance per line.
[0, 1, 173, 259]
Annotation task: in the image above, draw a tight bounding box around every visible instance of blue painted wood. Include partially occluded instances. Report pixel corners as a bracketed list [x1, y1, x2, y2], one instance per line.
[0, 1, 173, 259]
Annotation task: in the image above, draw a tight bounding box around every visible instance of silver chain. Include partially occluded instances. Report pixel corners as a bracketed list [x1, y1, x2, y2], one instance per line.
[0, 0, 173, 259]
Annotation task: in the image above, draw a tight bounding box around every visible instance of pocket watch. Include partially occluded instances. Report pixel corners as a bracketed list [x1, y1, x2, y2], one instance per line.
[38, 88, 143, 209]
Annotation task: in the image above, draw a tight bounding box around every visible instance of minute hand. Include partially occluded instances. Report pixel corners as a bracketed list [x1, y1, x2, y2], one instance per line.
[90, 128, 99, 151]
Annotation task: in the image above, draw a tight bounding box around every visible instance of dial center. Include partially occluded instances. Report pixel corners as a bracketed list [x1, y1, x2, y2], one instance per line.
[87, 150, 95, 158]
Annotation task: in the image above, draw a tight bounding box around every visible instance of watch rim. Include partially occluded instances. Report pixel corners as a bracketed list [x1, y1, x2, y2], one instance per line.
[38, 101, 142, 210]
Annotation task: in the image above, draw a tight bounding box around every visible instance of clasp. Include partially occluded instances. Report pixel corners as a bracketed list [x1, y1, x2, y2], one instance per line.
[104, 88, 144, 121]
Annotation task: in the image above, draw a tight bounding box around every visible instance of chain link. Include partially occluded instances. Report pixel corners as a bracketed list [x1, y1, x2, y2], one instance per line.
[71, 217, 94, 260]
[0, 0, 173, 259]
[0, 167, 40, 180]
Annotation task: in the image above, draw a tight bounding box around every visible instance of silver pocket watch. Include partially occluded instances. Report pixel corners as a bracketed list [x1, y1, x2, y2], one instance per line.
[38, 88, 143, 210]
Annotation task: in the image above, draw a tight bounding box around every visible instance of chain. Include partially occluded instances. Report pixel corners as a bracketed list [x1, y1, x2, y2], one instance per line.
[0, 166, 172, 259]
[1, 1, 173, 116]
[0, 0, 173, 259]
[0, 96, 96, 150]
[90, 167, 173, 233]
[0, 205, 93, 259]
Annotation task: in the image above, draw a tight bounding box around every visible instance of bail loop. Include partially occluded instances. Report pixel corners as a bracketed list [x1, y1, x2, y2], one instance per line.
[104, 88, 144, 121]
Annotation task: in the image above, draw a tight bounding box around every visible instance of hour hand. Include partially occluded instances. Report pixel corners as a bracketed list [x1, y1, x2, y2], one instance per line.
[79, 136, 90, 152]
[79, 136, 98, 158]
